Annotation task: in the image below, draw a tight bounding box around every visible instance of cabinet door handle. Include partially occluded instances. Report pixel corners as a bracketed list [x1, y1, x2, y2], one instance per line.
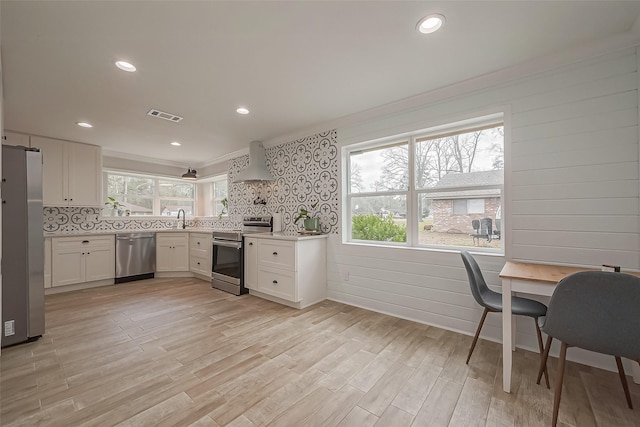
[272, 280, 278, 285]
[197, 241, 200, 245]
[249, 242, 253, 246]
[272, 252, 278, 255]
[87, 252, 90, 255]
[197, 262, 200, 265]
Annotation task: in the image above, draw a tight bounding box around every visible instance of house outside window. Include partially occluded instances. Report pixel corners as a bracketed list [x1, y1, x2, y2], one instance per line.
[345, 114, 504, 250]
[104, 171, 195, 216]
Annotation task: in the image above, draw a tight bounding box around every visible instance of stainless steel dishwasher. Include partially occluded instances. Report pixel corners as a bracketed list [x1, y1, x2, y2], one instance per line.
[115, 233, 156, 283]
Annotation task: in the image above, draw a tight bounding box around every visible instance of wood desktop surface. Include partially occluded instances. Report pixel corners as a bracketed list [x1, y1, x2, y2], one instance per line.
[500, 261, 640, 284]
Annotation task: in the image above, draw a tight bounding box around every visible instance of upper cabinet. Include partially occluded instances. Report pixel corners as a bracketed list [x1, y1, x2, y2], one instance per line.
[30, 136, 102, 207]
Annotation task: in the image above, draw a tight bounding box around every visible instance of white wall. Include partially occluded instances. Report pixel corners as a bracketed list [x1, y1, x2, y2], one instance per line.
[328, 46, 640, 370]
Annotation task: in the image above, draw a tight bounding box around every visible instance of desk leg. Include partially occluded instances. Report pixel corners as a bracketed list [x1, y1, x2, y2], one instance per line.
[502, 278, 513, 393]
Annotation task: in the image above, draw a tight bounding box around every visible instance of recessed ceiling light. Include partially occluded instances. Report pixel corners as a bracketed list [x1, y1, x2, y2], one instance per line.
[171, 141, 181, 146]
[417, 14, 445, 34]
[115, 61, 136, 72]
[236, 107, 250, 115]
[76, 122, 93, 128]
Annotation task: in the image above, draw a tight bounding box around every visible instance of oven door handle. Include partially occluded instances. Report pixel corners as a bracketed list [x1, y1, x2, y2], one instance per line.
[213, 239, 242, 249]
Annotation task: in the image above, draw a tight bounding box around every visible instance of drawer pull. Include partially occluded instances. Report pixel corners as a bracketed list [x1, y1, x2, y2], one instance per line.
[197, 241, 200, 245]
[273, 252, 278, 255]
[272, 280, 278, 285]
[249, 242, 253, 246]
[82, 240, 89, 244]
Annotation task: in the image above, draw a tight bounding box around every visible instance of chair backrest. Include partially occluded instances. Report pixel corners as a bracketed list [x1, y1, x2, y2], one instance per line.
[542, 271, 640, 359]
[480, 217, 492, 236]
[472, 219, 480, 233]
[460, 251, 495, 307]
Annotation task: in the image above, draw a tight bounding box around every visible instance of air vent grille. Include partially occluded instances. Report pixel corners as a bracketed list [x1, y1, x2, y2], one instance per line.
[147, 109, 183, 123]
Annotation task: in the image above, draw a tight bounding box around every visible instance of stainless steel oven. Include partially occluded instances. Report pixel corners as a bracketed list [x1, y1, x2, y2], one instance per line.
[211, 216, 272, 295]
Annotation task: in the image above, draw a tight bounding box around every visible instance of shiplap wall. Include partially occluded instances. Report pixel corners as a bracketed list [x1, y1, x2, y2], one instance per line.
[328, 47, 639, 369]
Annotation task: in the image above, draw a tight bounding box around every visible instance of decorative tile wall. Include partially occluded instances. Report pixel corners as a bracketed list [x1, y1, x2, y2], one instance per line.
[42, 129, 338, 234]
[228, 129, 339, 233]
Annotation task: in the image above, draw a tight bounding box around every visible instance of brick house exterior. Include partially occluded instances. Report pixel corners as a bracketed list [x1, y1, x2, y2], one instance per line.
[429, 170, 502, 233]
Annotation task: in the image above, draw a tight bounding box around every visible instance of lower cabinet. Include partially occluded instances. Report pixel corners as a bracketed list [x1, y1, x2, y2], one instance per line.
[156, 233, 189, 272]
[248, 236, 327, 309]
[51, 235, 115, 287]
[189, 232, 211, 277]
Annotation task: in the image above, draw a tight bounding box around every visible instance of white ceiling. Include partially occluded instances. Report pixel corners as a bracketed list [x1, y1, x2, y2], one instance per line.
[2, 1, 640, 168]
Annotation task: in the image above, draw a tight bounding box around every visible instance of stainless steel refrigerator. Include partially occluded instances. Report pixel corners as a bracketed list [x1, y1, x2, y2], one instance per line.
[1, 144, 45, 347]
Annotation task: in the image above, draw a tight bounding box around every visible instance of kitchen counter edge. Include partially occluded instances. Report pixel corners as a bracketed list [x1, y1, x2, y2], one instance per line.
[243, 231, 329, 241]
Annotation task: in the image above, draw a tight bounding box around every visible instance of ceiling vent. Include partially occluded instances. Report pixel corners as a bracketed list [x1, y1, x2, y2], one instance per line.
[147, 109, 183, 123]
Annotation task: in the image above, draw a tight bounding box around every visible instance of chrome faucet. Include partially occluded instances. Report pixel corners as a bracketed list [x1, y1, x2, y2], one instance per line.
[177, 209, 186, 229]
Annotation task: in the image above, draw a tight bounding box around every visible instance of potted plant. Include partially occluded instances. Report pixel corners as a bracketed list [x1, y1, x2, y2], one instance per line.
[294, 202, 320, 231]
[105, 196, 124, 216]
[218, 197, 228, 219]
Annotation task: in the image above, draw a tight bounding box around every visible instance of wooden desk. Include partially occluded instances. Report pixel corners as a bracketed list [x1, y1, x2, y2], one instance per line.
[499, 261, 640, 393]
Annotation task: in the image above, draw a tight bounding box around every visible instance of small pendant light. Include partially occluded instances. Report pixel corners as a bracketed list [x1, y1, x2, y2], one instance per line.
[181, 168, 197, 180]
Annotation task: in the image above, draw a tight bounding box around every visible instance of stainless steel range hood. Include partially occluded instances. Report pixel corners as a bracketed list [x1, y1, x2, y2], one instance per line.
[233, 141, 275, 183]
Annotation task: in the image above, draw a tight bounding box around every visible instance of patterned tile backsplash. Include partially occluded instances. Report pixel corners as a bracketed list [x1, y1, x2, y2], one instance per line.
[42, 129, 338, 234]
[42, 206, 237, 233]
[228, 129, 338, 233]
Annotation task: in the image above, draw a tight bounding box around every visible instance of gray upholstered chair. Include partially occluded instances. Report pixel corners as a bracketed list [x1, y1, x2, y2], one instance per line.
[535, 271, 640, 427]
[460, 251, 549, 387]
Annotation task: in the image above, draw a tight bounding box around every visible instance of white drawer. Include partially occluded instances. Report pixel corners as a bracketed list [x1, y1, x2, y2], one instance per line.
[190, 233, 211, 251]
[53, 235, 114, 250]
[190, 254, 210, 275]
[258, 240, 295, 271]
[257, 267, 297, 301]
[157, 233, 188, 246]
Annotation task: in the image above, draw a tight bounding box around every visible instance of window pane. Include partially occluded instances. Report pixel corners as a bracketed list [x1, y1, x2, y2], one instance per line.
[160, 200, 194, 216]
[212, 179, 228, 216]
[349, 142, 409, 193]
[452, 199, 467, 214]
[418, 190, 501, 248]
[158, 180, 195, 198]
[415, 125, 503, 189]
[106, 174, 154, 215]
[467, 198, 485, 214]
[351, 195, 407, 243]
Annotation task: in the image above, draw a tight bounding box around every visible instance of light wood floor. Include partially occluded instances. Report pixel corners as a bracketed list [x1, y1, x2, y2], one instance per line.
[2, 278, 639, 427]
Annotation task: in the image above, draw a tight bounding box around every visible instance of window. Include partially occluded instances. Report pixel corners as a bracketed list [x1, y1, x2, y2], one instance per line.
[211, 175, 228, 217]
[453, 199, 485, 215]
[104, 171, 195, 216]
[345, 114, 504, 250]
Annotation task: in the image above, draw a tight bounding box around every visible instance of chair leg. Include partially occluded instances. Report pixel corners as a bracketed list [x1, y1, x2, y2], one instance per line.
[537, 335, 553, 386]
[534, 321, 550, 389]
[466, 307, 490, 364]
[615, 356, 633, 409]
[552, 342, 568, 427]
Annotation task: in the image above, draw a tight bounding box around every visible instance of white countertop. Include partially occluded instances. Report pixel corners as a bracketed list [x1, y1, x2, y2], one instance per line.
[244, 231, 329, 241]
[44, 227, 217, 237]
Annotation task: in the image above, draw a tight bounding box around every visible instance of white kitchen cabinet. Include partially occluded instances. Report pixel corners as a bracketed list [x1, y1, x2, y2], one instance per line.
[2, 131, 30, 147]
[251, 235, 327, 309]
[31, 136, 102, 207]
[244, 237, 258, 290]
[51, 235, 115, 287]
[189, 232, 211, 277]
[156, 233, 189, 272]
[44, 237, 52, 288]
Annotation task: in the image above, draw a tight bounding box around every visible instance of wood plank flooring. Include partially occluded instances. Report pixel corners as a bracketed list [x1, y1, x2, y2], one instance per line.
[2, 278, 639, 426]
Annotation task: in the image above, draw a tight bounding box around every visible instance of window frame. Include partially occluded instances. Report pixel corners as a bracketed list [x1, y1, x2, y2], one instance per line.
[344, 114, 504, 252]
[103, 170, 196, 216]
